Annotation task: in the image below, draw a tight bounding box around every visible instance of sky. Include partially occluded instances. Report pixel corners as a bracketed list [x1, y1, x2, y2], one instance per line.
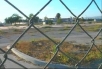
[0, 0, 102, 22]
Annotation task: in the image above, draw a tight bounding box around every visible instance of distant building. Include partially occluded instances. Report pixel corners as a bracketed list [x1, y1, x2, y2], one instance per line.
[49, 18, 55, 21]
[41, 17, 74, 25]
[48, 17, 73, 23]
[62, 17, 73, 23]
[94, 19, 102, 22]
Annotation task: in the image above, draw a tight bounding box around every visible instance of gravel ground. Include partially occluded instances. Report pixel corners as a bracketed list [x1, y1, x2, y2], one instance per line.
[0, 26, 101, 45]
[0, 24, 102, 68]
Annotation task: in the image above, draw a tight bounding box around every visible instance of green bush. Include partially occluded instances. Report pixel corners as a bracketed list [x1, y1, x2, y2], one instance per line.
[46, 20, 53, 25]
[57, 18, 62, 24]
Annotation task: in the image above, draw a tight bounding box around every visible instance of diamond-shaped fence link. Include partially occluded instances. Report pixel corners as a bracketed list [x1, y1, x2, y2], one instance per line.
[0, 0, 102, 69]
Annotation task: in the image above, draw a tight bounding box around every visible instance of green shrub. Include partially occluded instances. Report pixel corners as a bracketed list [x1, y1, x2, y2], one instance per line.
[46, 20, 53, 25]
[59, 26, 70, 31]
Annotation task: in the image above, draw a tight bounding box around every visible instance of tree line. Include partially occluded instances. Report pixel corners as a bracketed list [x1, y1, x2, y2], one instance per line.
[5, 13, 39, 25]
[5, 13, 87, 25]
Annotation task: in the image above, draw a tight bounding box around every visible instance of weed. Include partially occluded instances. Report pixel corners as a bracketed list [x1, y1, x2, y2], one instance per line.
[0, 30, 3, 34]
[53, 53, 69, 64]
[52, 45, 56, 54]
[13, 29, 20, 32]
[15, 39, 102, 66]
[59, 26, 70, 31]
[12, 29, 23, 34]
[75, 24, 102, 32]
[85, 47, 102, 62]
[0, 30, 8, 34]
[42, 26, 52, 28]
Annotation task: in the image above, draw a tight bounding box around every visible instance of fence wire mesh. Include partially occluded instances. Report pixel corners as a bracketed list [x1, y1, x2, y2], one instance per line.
[0, 0, 102, 69]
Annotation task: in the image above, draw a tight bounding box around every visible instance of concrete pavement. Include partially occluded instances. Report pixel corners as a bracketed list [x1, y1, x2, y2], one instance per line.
[0, 43, 41, 69]
[0, 54, 41, 69]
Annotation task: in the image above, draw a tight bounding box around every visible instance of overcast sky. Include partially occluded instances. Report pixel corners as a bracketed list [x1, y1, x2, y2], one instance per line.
[0, 0, 102, 22]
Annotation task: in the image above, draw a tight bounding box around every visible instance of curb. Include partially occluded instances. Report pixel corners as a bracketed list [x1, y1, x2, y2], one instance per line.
[7, 45, 74, 69]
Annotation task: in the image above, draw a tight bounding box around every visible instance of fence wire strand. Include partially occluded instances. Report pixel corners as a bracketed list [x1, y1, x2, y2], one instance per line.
[0, 0, 102, 69]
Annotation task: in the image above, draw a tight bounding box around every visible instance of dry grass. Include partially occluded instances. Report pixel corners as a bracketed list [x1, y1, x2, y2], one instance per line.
[75, 24, 102, 32]
[0, 30, 8, 34]
[14, 39, 102, 66]
[59, 26, 71, 31]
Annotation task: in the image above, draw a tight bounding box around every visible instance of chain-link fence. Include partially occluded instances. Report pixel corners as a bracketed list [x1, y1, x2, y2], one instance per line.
[0, 0, 102, 69]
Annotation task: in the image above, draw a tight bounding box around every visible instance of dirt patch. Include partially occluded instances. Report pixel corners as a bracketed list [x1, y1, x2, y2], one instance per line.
[14, 39, 102, 66]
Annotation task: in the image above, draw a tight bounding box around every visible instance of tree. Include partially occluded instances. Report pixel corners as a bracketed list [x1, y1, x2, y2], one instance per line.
[56, 13, 61, 19]
[29, 13, 34, 19]
[5, 14, 22, 25]
[11, 14, 22, 24]
[29, 13, 39, 23]
[57, 18, 62, 24]
[34, 16, 39, 23]
[5, 17, 13, 24]
[44, 16, 48, 21]
[44, 16, 48, 23]
[55, 13, 61, 24]
[46, 19, 53, 25]
[80, 17, 85, 23]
